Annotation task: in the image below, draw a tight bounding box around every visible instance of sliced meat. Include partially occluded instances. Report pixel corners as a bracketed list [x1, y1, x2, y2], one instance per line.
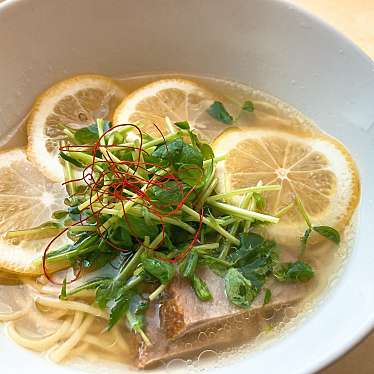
[137, 266, 307, 368]
[138, 302, 260, 369]
[162, 267, 305, 340]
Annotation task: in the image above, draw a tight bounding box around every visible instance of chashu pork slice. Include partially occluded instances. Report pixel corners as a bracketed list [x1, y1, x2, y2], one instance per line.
[137, 267, 308, 368]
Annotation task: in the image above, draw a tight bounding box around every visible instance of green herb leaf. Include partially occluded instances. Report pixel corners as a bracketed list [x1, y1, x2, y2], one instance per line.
[263, 288, 271, 305]
[74, 121, 111, 144]
[242, 100, 255, 112]
[238, 232, 265, 252]
[198, 143, 215, 161]
[96, 279, 119, 309]
[224, 268, 258, 308]
[5, 221, 64, 240]
[52, 210, 69, 220]
[191, 274, 212, 301]
[152, 139, 202, 166]
[313, 226, 340, 244]
[126, 294, 149, 332]
[108, 223, 133, 248]
[122, 216, 159, 240]
[66, 278, 109, 297]
[207, 101, 233, 124]
[151, 181, 184, 206]
[143, 258, 176, 284]
[108, 292, 130, 329]
[228, 232, 277, 270]
[253, 192, 265, 211]
[274, 261, 314, 283]
[177, 163, 204, 186]
[174, 121, 190, 130]
[179, 250, 199, 279]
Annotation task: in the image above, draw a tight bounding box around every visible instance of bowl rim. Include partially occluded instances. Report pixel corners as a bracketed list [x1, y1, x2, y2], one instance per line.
[0, 1, 374, 374]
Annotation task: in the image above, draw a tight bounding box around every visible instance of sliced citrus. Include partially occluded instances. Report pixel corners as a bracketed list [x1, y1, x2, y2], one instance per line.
[113, 78, 232, 141]
[213, 128, 360, 245]
[27, 74, 126, 182]
[0, 148, 67, 274]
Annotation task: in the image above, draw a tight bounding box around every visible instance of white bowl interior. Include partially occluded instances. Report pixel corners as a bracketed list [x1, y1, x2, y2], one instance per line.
[1, 0, 374, 373]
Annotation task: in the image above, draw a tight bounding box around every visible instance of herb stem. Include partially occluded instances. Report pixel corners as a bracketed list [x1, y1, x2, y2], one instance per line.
[203, 154, 226, 167]
[208, 201, 279, 224]
[220, 193, 253, 258]
[142, 131, 184, 150]
[63, 128, 76, 142]
[193, 243, 220, 252]
[207, 184, 280, 202]
[295, 195, 312, 228]
[202, 255, 233, 267]
[61, 140, 76, 195]
[68, 225, 98, 233]
[137, 327, 152, 346]
[196, 177, 218, 207]
[149, 284, 167, 301]
[275, 201, 294, 218]
[181, 205, 240, 245]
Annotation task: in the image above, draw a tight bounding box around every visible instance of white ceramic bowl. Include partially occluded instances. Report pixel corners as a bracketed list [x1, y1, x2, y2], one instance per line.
[1, 1, 374, 373]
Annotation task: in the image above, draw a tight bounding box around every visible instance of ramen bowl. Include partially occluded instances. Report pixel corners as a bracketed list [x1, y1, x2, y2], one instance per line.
[0, 0, 374, 373]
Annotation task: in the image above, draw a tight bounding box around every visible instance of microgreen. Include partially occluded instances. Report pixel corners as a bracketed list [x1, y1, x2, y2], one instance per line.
[207, 101, 233, 124]
[263, 288, 272, 305]
[242, 100, 254, 112]
[21, 117, 321, 341]
[274, 261, 314, 283]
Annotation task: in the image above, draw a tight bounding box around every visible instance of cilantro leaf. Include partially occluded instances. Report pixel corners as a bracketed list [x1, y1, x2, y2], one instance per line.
[313, 226, 340, 244]
[274, 261, 314, 283]
[242, 100, 254, 112]
[179, 250, 199, 279]
[207, 101, 233, 124]
[224, 268, 259, 308]
[192, 274, 212, 301]
[143, 258, 176, 284]
[174, 121, 190, 130]
[74, 120, 111, 144]
[126, 294, 149, 333]
[108, 292, 130, 329]
[263, 288, 271, 305]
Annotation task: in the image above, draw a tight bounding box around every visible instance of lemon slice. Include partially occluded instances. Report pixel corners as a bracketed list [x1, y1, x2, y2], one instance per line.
[113, 79, 231, 141]
[213, 128, 360, 245]
[27, 74, 126, 182]
[0, 148, 67, 274]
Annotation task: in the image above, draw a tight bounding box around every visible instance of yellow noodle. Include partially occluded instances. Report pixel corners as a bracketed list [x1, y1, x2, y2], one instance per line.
[83, 334, 117, 352]
[0, 296, 33, 322]
[7, 318, 71, 351]
[66, 311, 84, 336]
[49, 314, 95, 363]
[70, 342, 90, 358]
[113, 325, 130, 353]
[35, 296, 107, 319]
[45, 309, 69, 320]
[80, 347, 127, 364]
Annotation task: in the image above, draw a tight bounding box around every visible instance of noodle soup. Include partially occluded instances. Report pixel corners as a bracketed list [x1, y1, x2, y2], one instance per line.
[0, 74, 359, 371]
